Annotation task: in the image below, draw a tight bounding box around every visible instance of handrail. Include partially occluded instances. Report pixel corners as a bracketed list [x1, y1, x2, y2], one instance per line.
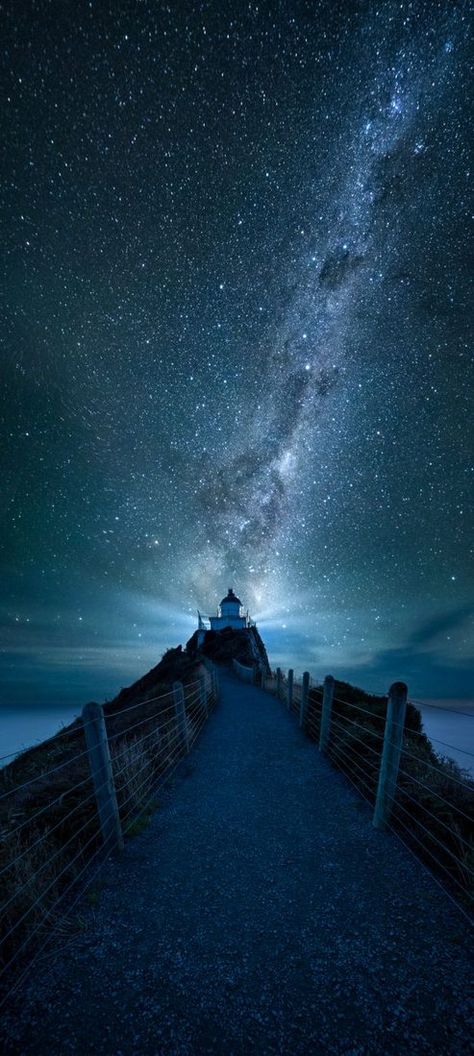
[264, 662, 474, 923]
[232, 658, 256, 683]
[0, 665, 219, 997]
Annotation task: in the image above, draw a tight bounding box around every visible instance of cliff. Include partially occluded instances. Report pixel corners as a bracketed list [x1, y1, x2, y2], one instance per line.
[186, 625, 271, 675]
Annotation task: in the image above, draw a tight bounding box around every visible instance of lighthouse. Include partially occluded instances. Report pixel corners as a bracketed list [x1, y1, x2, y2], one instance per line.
[196, 588, 251, 645]
[211, 588, 248, 631]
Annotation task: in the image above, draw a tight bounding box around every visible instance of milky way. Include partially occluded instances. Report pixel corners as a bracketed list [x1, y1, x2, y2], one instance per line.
[1, 1, 472, 703]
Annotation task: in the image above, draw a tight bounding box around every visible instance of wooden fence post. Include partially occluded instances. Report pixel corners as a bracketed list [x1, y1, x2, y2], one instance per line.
[287, 669, 294, 711]
[373, 682, 408, 830]
[199, 674, 208, 717]
[319, 675, 335, 753]
[299, 672, 310, 728]
[276, 667, 282, 700]
[82, 701, 123, 852]
[173, 681, 189, 754]
[201, 657, 216, 704]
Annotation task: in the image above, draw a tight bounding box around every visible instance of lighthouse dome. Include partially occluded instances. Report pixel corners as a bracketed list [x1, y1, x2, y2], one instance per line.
[201, 587, 249, 634]
[220, 588, 242, 609]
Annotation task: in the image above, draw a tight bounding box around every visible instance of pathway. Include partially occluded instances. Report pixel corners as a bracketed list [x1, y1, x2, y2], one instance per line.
[2, 671, 472, 1055]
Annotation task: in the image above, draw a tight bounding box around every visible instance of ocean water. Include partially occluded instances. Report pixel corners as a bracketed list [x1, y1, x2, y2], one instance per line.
[0, 665, 124, 765]
[0, 706, 81, 765]
[416, 703, 474, 776]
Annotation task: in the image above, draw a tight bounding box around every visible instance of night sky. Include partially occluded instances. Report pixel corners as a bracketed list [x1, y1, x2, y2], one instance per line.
[1, 0, 473, 709]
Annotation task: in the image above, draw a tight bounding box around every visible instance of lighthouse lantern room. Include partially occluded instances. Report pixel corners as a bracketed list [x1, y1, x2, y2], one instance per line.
[196, 588, 251, 645]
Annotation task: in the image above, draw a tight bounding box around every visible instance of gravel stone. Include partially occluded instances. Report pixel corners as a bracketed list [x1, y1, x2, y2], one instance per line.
[1, 672, 472, 1054]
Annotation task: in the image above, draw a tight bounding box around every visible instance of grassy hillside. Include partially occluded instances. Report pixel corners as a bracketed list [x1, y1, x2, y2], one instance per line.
[279, 674, 474, 912]
[0, 645, 211, 985]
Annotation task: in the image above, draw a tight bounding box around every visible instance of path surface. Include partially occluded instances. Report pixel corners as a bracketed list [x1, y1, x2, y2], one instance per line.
[3, 672, 472, 1055]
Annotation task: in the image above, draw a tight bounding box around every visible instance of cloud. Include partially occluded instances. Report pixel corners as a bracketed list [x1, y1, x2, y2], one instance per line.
[348, 606, 474, 697]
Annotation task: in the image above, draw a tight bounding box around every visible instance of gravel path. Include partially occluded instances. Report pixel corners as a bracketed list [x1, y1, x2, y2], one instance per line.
[2, 671, 472, 1055]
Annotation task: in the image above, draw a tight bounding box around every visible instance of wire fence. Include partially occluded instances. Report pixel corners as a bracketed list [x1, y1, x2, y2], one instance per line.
[232, 659, 255, 683]
[0, 664, 218, 1006]
[234, 663, 474, 923]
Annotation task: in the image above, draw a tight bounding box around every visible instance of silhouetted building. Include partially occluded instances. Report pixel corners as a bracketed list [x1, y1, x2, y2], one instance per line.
[197, 588, 251, 645]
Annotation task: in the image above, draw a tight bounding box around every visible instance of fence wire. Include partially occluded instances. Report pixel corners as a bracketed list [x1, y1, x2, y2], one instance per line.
[0, 666, 218, 1005]
[258, 664, 473, 924]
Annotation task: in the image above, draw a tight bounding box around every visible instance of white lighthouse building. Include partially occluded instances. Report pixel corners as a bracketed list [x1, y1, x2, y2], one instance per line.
[196, 588, 251, 645]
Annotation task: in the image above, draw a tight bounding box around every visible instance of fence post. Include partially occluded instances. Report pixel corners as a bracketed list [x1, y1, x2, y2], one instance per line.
[276, 667, 282, 700]
[173, 681, 189, 754]
[299, 672, 310, 728]
[82, 701, 123, 852]
[201, 657, 217, 704]
[287, 668, 294, 712]
[319, 675, 335, 753]
[373, 682, 408, 830]
[199, 674, 208, 717]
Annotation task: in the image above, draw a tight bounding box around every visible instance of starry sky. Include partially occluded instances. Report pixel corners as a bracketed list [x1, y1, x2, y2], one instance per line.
[1, 0, 473, 710]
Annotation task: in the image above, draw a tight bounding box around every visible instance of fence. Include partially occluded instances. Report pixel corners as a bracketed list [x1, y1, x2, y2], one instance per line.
[234, 662, 474, 921]
[0, 663, 219, 1005]
[232, 659, 257, 683]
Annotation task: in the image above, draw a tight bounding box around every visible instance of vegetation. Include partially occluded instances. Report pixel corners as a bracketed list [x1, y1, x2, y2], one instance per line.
[2, 628, 472, 998]
[300, 679, 474, 910]
[186, 624, 270, 673]
[0, 647, 210, 989]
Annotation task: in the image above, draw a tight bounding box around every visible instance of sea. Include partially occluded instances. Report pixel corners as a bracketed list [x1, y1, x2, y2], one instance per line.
[0, 705, 82, 766]
[415, 701, 474, 776]
[1, 698, 473, 774]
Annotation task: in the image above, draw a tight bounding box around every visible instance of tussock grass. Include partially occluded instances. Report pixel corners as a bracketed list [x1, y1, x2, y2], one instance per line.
[0, 656, 210, 991]
[112, 731, 163, 815]
[303, 682, 474, 909]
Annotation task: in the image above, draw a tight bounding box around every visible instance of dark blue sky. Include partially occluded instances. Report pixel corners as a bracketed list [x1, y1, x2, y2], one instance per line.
[1, 0, 472, 708]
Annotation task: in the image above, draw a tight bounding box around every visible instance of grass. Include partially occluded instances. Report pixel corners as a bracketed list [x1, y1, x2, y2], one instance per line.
[122, 797, 160, 838]
[0, 655, 213, 995]
[84, 887, 102, 907]
[301, 682, 474, 911]
[124, 810, 155, 838]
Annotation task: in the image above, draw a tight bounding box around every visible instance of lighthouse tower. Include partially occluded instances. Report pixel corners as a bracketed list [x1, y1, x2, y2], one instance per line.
[210, 588, 248, 631]
[196, 588, 250, 646]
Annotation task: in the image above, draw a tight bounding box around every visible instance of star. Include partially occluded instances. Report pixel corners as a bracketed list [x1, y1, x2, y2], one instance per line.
[0, 0, 471, 714]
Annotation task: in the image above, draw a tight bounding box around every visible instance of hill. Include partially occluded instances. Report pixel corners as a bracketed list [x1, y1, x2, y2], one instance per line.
[186, 624, 271, 674]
